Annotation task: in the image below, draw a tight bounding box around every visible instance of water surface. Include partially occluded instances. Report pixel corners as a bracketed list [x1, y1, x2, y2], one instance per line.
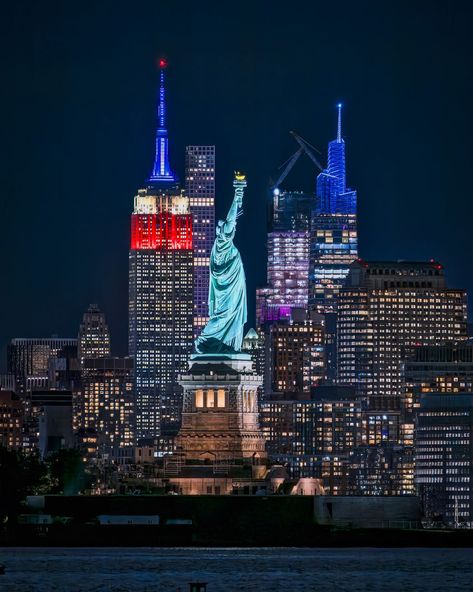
[0, 547, 469, 591]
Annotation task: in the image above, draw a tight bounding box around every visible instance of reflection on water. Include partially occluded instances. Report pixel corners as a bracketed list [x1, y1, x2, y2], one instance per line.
[0, 547, 470, 592]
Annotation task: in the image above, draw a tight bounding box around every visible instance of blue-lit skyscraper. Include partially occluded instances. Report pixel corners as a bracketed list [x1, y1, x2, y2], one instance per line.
[316, 104, 357, 216]
[309, 105, 358, 314]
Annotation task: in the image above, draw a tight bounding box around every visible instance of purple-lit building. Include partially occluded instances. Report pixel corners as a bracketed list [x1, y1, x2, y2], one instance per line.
[185, 146, 215, 335]
[256, 190, 313, 326]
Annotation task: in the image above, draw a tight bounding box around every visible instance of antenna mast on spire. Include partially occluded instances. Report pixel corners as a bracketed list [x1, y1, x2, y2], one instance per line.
[148, 57, 176, 185]
[337, 103, 342, 143]
[158, 58, 167, 129]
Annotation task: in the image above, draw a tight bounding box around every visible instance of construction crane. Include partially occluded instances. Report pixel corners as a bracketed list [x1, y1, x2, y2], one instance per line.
[271, 131, 325, 191]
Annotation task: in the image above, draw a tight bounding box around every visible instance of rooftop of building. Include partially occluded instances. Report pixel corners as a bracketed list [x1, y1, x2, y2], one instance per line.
[353, 259, 443, 270]
[82, 357, 134, 370]
[405, 340, 473, 363]
[419, 392, 473, 408]
[9, 337, 78, 345]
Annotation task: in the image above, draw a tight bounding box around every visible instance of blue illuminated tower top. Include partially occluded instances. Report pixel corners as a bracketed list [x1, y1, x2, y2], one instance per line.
[147, 58, 176, 185]
[316, 104, 356, 214]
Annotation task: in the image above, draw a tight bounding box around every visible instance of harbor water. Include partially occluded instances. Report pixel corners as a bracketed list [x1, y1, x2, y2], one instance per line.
[0, 547, 470, 591]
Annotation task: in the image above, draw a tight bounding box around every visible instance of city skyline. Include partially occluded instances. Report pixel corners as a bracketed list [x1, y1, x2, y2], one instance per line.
[2, 2, 472, 367]
[3, 3, 473, 565]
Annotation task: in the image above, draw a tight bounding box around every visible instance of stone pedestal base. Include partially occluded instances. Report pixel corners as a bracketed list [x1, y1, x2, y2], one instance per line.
[174, 353, 267, 462]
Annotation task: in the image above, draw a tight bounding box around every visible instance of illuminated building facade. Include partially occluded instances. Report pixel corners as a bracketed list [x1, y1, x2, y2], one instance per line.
[0, 390, 23, 450]
[260, 387, 362, 494]
[347, 444, 415, 496]
[185, 145, 215, 334]
[402, 343, 473, 524]
[362, 411, 401, 446]
[293, 397, 362, 456]
[78, 358, 134, 459]
[403, 342, 473, 399]
[264, 310, 324, 398]
[7, 337, 77, 394]
[338, 260, 468, 406]
[175, 357, 266, 463]
[78, 304, 111, 362]
[256, 191, 313, 325]
[128, 60, 194, 444]
[309, 214, 358, 313]
[309, 105, 358, 314]
[402, 342, 473, 446]
[415, 393, 473, 526]
[129, 188, 193, 443]
[260, 399, 296, 455]
[147, 58, 176, 185]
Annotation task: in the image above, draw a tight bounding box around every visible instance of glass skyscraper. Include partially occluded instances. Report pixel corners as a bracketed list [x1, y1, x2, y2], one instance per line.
[309, 105, 358, 314]
[337, 260, 468, 405]
[185, 146, 215, 335]
[256, 190, 313, 326]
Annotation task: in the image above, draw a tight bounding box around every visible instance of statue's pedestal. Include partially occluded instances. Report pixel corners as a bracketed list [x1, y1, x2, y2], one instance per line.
[174, 353, 267, 463]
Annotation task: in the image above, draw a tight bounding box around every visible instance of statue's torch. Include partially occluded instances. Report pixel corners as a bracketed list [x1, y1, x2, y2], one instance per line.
[233, 172, 247, 208]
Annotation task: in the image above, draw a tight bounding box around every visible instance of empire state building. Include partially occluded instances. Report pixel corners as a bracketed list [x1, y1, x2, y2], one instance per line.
[128, 59, 193, 445]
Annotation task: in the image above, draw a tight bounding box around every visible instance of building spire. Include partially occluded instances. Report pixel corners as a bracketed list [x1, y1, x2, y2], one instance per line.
[148, 58, 176, 184]
[337, 103, 342, 143]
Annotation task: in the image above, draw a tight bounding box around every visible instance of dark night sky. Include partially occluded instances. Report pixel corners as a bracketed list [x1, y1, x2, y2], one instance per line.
[1, 1, 473, 365]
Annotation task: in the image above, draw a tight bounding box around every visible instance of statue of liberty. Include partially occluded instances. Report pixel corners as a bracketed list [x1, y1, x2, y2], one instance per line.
[195, 173, 247, 355]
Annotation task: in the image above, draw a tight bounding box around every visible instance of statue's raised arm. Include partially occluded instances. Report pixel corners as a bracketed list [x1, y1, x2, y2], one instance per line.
[194, 173, 248, 355]
[222, 173, 244, 234]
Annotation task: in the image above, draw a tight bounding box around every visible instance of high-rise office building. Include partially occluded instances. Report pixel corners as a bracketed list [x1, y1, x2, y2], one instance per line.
[78, 358, 134, 459]
[0, 390, 23, 450]
[128, 60, 194, 443]
[402, 342, 473, 524]
[48, 344, 81, 392]
[415, 393, 473, 527]
[309, 105, 358, 314]
[260, 386, 362, 494]
[338, 260, 468, 406]
[7, 337, 77, 394]
[402, 341, 473, 446]
[30, 390, 74, 459]
[78, 304, 111, 362]
[264, 309, 325, 398]
[403, 342, 473, 396]
[256, 190, 313, 325]
[347, 444, 415, 496]
[185, 146, 215, 334]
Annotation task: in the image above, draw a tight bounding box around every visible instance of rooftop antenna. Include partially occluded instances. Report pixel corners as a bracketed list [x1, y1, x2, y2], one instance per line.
[337, 103, 342, 143]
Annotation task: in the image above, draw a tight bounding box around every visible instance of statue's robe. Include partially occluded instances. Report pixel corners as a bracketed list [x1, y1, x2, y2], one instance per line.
[195, 220, 247, 354]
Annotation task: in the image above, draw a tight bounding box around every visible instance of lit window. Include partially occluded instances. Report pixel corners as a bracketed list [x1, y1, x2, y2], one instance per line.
[207, 389, 215, 408]
[195, 389, 204, 408]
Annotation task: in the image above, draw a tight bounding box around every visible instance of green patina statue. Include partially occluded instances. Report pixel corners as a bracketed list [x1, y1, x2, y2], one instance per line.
[194, 173, 248, 355]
